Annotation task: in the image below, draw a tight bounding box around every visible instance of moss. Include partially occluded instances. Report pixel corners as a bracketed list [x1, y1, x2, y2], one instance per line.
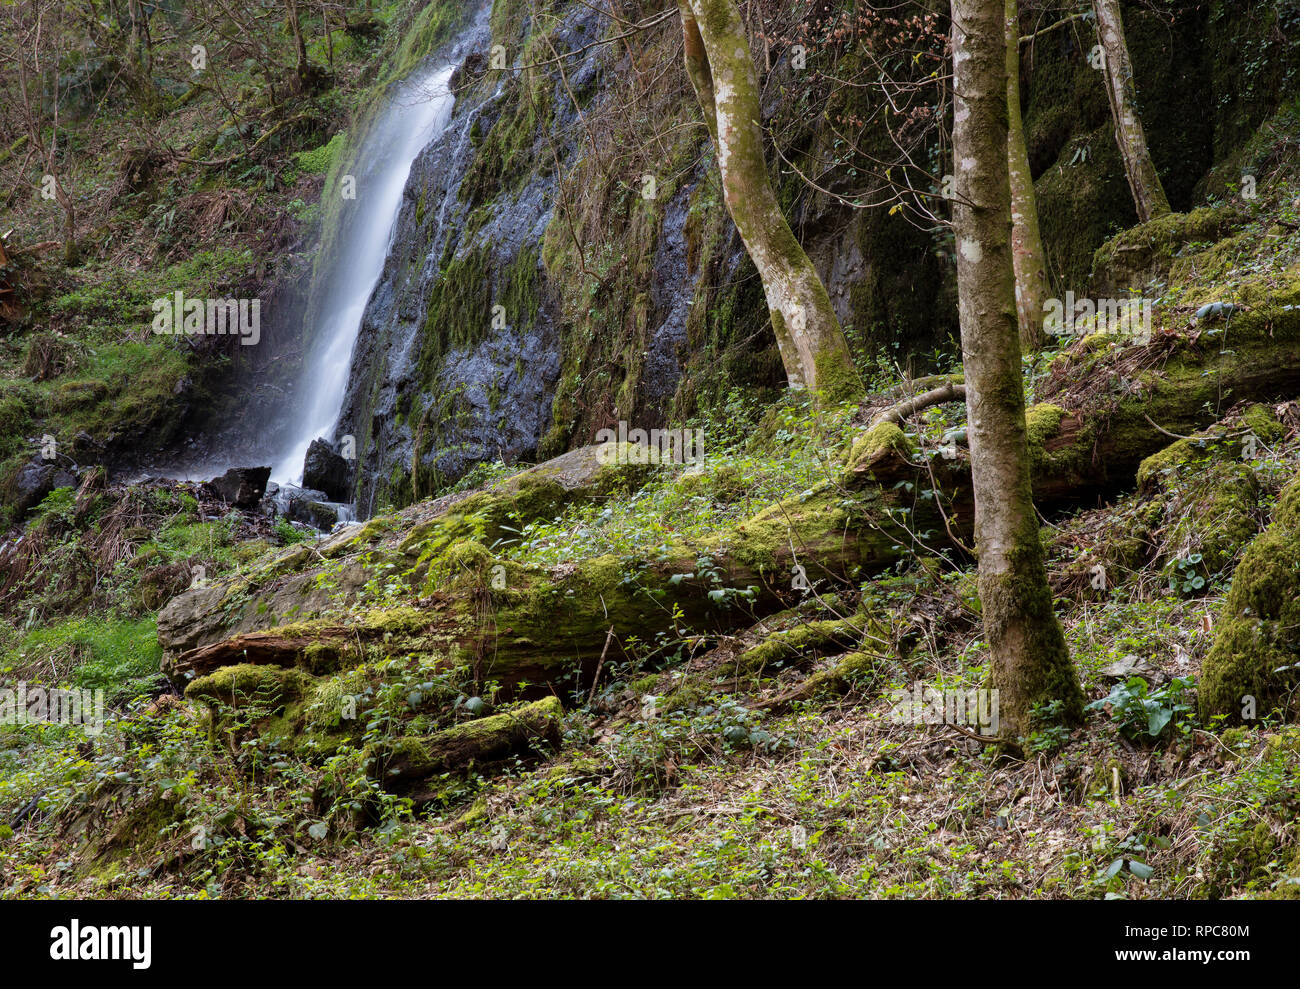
[302, 641, 345, 675]
[1090, 207, 1241, 293]
[1138, 404, 1284, 492]
[1159, 460, 1261, 583]
[789, 649, 883, 699]
[844, 422, 913, 476]
[1024, 403, 1066, 446]
[1200, 476, 1300, 722]
[978, 512, 1086, 733]
[401, 473, 575, 573]
[1024, 403, 1068, 473]
[367, 695, 563, 781]
[185, 663, 314, 708]
[1137, 437, 1199, 491]
[1242, 403, 1288, 445]
[660, 681, 711, 713]
[77, 792, 185, 883]
[812, 345, 866, 405]
[293, 132, 346, 176]
[381, 0, 471, 87]
[735, 616, 869, 675]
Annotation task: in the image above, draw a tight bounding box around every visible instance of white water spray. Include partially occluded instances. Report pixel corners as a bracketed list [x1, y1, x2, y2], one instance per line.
[273, 64, 457, 484]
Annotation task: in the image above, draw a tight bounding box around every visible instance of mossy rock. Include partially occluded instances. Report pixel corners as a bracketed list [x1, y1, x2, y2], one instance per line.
[1090, 207, 1242, 296]
[842, 422, 913, 481]
[185, 663, 315, 708]
[1200, 477, 1300, 722]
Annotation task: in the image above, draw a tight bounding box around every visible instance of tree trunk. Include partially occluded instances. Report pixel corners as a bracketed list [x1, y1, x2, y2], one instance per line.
[368, 697, 563, 797]
[285, 0, 310, 89]
[1093, 0, 1171, 222]
[678, 0, 863, 403]
[45, 145, 77, 268]
[950, 0, 1084, 741]
[1006, 0, 1049, 350]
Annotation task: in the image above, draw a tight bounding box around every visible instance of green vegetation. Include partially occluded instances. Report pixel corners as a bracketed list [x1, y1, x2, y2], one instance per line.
[3, 0, 1300, 905]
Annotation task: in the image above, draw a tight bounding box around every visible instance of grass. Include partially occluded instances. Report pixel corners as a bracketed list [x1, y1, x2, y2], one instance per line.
[0, 615, 161, 697]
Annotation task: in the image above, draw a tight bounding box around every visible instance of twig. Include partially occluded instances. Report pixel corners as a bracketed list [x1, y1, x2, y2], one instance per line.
[586, 626, 616, 706]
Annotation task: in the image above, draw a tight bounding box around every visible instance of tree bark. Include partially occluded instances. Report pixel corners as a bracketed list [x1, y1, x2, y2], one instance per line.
[285, 0, 310, 89]
[678, 0, 863, 403]
[368, 697, 563, 796]
[950, 0, 1084, 741]
[1006, 0, 1049, 350]
[1093, 0, 1171, 223]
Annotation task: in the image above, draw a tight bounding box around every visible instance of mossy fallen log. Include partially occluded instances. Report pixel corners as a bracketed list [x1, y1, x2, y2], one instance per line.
[170, 606, 445, 679]
[367, 696, 563, 793]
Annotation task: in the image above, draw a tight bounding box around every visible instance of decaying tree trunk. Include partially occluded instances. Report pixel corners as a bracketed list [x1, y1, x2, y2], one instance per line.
[950, 0, 1084, 740]
[368, 697, 563, 797]
[1006, 0, 1049, 350]
[677, 0, 863, 403]
[1093, 0, 1171, 222]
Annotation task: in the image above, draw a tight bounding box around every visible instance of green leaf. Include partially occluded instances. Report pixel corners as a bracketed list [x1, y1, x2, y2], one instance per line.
[1147, 706, 1173, 737]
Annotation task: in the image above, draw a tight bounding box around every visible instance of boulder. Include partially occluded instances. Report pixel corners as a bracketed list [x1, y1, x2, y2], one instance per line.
[206, 466, 271, 509]
[287, 498, 340, 530]
[302, 439, 353, 502]
[11, 460, 77, 515]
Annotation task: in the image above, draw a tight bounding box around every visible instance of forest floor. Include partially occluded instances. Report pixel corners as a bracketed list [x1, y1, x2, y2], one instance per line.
[3, 349, 1300, 898]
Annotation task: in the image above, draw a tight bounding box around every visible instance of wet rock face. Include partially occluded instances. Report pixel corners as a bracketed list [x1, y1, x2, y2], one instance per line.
[302, 438, 354, 501]
[286, 498, 341, 531]
[206, 466, 271, 509]
[335, 2, 675, 515]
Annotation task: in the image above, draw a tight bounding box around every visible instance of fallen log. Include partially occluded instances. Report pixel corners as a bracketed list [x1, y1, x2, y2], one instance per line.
[367, 696, 563, 794]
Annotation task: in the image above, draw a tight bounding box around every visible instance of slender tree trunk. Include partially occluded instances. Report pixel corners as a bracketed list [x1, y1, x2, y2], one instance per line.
[950, 0, 1084, 742]
[1093, 0, 1170, 222]
[679, 6, 717, 144]
[1005, 0, 1048, 350]
[286, 0, 310, 88]
[678, 0, 863, 403]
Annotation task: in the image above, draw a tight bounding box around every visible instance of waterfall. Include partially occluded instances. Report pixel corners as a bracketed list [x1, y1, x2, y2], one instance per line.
[272, 62, 459, 485]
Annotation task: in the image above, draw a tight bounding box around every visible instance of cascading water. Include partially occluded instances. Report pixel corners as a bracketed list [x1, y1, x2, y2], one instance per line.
[272, 63, 459, 486]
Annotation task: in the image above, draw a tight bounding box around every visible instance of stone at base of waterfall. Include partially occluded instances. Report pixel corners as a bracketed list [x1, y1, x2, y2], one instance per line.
[206, 466, 271, 509]
[302, 438, 354, 502]
[12, 460, 78, 514]
[287, 497, 353, 531]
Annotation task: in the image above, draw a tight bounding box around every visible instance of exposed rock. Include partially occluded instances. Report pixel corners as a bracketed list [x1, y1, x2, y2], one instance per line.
[205, 466, 271, 509]
[156, 585, 234, 661]
[11, 460, 77, 515]
[302, 438, 354, 501]
[287, 498, 341, 530]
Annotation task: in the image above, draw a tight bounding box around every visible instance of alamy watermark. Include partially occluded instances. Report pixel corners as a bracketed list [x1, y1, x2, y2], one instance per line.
[50, 921, 151, 969]
[888, 683, 999, 735]
[595, 421, 705, 466]
[1044, 291, 1152, 343]
[151, 291, 261, 345]
[0, 683, 105, 736]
